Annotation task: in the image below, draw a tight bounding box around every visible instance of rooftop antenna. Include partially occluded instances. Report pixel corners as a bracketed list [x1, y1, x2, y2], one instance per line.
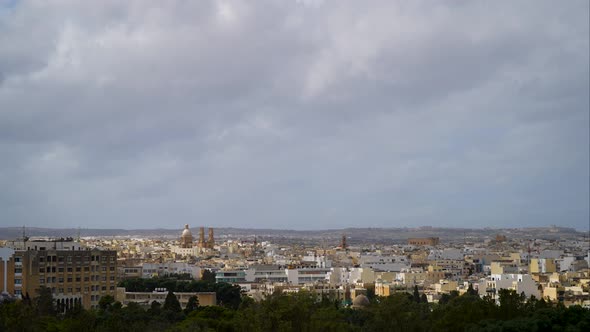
[22, 225, 29, 242]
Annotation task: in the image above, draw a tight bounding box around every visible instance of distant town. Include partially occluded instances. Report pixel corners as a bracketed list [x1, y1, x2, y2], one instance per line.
[1, 225, 588, 310]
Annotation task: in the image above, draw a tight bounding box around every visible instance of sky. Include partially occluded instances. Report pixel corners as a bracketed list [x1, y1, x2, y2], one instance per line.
[0, 0, 588, 230]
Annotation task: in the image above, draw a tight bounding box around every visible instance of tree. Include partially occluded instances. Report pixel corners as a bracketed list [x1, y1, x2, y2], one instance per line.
[201, 269, 216, 283]
[467, 283, 478, 296]
[413, 285, 421, 303]
[35, 286, 56, 316]
[98, 295, 115, 311]
[184, 295, 199, 315]
[215, 283, 243, 310]
[163, 291, 182, 313]
[420, 294, 428, 303]
[147, 301, 161, 316]
[498, 289, 525, 320]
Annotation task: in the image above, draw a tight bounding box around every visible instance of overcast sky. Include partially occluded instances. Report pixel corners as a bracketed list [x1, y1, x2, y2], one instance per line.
[0, 0, 588, 230]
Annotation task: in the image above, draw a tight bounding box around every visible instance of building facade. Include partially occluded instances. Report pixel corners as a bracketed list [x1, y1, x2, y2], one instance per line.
[408, 238, 440, 246]
[14, 246, 117, 309]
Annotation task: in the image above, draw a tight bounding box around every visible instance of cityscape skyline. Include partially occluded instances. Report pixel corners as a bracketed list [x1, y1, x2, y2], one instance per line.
[0, 1, 588, 230]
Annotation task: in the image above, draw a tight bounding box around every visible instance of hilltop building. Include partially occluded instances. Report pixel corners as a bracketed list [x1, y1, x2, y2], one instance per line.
[408, 238, 440, 246]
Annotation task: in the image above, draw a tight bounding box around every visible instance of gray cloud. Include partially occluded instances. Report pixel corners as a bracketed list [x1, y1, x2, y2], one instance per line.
[0, 0, 588, 230]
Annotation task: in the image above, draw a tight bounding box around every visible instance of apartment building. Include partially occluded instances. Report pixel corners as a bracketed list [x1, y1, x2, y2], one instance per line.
[0, 248, 16, 296]
[13, 242, 117, 309]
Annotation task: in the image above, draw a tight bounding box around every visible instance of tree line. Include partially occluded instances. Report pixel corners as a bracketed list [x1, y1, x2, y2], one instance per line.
[0, 278, 588, 331]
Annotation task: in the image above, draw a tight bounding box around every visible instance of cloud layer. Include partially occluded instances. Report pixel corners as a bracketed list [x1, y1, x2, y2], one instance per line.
[1, 0, 588, 230]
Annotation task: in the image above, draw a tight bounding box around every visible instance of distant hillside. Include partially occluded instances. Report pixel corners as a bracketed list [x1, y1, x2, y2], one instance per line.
[0, 225, 582, 243]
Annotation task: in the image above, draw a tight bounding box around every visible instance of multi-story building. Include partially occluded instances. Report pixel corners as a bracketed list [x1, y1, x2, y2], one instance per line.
[478, 274, 540, 302]
[115, 287, 216, 308]
[359, 255, 410, 272]
[142, 262, 201, 279]
[0, 247, 17, 296]
[530, 258, 557, 274]
[4, 238, 118, 310]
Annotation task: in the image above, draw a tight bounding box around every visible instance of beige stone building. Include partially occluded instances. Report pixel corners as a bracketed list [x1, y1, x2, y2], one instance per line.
[15, 247, 117, 309]
[408, 238, 440, 246]
[0, 248, 17, 296]
[115, 288, 216, 308]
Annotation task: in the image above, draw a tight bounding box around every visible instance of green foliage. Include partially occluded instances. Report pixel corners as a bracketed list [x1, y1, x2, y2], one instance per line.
[184, 295, 199, 315]
[201, 269, 217, 283]
[2, 283, 590, 332]
[36, 286, 56, 317]
[163, 291, 182, 313]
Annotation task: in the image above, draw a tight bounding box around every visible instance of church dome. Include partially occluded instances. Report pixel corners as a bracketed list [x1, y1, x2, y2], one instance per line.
[181, 224, 192, 238]
[352, 294, 370, 309]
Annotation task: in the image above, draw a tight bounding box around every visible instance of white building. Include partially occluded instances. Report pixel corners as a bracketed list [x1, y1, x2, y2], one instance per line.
[359, 255, 410, 272]
[428, 248, 464, 260]
[478, 274, 540, 302]
[5, 238, 82, 251]
[142, 262, 201, 279]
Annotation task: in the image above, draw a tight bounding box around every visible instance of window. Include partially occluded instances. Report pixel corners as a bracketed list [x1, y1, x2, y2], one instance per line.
[40, 278, 45, 284]
[52, 267, 56, 273]
[76, 277, 81, 282]
[67, 256, 72, 262]
[67, 288, 72, 293]
[14, 257, 21, 262]
[67, 267, 73, 272]
[101, 276, 106, 281]
[14, 279, 22, 284]
[67, 277, 72, 282]
[15, 290, 21, 296]
[58, 257, 64, 262]
[76, 288, 81, 292]
[110, 267, 115, 271]
[58, 268, 64, 272]
[76, 267, 81, 272]
[84, 277, 89, 282]
[101, 267, 107, 272]
[39, 268, 45, 273]
[109, 286, 114, 291]
[110, 276, 115, 281]
[84, 267, 89, 272]
[39, 257, 45, 263]
[58, 288, 64, 293]
[101, 286, 106, 291]
[46, 267, 51, 273]
[58, 278, 64, 283]
[14, 268, 22, 274]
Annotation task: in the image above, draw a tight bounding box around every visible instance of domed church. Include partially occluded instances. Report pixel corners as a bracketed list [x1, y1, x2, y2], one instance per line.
[180, 224, 194, 248]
